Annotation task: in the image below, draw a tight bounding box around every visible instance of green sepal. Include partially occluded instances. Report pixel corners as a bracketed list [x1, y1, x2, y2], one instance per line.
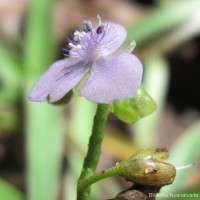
[112, 86, 157, 124]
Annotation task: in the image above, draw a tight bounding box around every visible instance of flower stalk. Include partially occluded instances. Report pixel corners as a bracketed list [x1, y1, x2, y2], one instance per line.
[78, 164, 122, 192]
[77, 104, 110, 200]
[78, 148, 177, 196]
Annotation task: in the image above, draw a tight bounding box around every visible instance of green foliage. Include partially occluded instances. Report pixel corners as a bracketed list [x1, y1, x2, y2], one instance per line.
[128, 0, 200, 46]
[0, 178, 24, 200]
[24, 1, 62, 200]
[0, 46, 21, 104]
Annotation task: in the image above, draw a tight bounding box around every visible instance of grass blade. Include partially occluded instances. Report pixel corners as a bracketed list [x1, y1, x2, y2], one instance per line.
[24, 0, 62, 200]
[0, 178, 24, 200]
[128, 0, 200, 46]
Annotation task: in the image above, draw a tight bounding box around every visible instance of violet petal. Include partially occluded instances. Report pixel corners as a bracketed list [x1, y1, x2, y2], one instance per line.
[29, 59, 89, 103]
[72, 22, 127, 60]
[81, 53, 143, 103]
[95, 22, 127, 57]
[93, 22, 127, 57]
[108, 40, 136, 58]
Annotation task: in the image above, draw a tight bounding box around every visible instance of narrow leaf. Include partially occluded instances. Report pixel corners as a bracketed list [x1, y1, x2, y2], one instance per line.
[0, 178, 24, 200]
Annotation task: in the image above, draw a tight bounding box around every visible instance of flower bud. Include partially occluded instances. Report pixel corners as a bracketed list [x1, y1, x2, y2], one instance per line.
[118, 148, 176, 186]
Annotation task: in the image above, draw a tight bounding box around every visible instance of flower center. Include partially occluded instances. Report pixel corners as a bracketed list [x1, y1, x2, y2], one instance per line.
[63, 15, 105, 61]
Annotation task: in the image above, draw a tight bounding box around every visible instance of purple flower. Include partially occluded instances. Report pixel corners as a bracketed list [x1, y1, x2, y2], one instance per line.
[29, 15, 143, 104]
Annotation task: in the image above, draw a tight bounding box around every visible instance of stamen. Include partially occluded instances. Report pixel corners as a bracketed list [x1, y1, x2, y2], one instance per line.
[97, 14, 102, 26]
[74, 31, 86, 38]
[96, 25, 104, 34]
[66, 33, 78, 43]
[96, 14, 104, 34]
[83, 20, 92, 32]
[176, 164, 193, 171]
[69, 43, 82, 50]
[62, 46, 71, 57]
[73, 36, 79, 42]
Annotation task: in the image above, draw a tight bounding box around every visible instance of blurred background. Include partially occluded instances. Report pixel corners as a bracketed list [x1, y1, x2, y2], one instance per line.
[0, 0, 200, 199]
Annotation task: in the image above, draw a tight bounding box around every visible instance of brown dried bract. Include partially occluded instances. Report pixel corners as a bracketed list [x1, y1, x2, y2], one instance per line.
[107, 184, 161, 200]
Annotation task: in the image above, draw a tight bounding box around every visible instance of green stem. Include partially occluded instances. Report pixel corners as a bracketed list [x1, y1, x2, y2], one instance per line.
[77, 104, 110, 200]
[78, 164, 122, 192]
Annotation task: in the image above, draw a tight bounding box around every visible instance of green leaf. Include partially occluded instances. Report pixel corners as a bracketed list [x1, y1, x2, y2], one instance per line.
[112, 86, 157, 124]
[26, 103, 62, 200]
[24, 0, 62, 200]
[128, 0, 200, 46]
[24, 0, 56, 77]
[0, 46, 21, 103]
[0, 178, 24, 200]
